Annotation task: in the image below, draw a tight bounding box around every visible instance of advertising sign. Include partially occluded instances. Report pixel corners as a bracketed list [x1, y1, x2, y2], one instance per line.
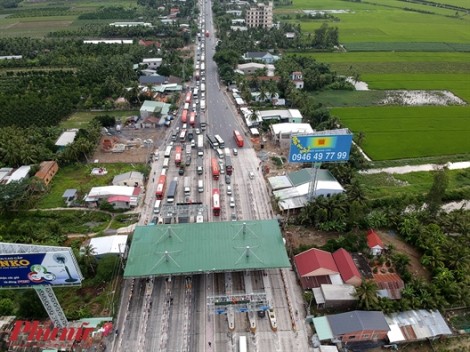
[0, 251, 82, 288]
[289, 132, 353, 163]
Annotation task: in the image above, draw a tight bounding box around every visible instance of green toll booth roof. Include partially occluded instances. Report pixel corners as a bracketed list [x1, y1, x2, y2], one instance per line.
[124, 219, 290, 278]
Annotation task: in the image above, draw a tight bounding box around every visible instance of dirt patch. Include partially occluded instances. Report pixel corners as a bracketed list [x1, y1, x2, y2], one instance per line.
[92, 126, 169, 164]
[376, 230, 431, 281]
[285, 225, 341, 252]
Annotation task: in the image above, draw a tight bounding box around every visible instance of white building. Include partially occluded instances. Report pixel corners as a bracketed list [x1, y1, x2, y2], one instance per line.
[141, 58, 162, 69]
[270, 123, 314, 149]
[109, 22, 152, 27]
[112, 171, 144, 187]
[55, 129, 78, 149]
[268, 168, 344, 211]
[6, 166, 31, 184]
[87, 235, 128, 258]
[85, 186, 140, 208]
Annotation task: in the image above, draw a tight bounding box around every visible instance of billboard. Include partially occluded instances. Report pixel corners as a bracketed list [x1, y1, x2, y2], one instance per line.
[289, 132, 353, 163]
[0, 251, 83, 288]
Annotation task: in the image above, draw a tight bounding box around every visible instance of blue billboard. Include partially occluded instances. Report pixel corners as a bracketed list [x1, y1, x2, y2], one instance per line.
[0, 251, 82, 288]
[289, 133, 353, 163]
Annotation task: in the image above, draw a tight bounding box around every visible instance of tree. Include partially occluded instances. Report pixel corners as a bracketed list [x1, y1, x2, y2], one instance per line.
[426, 167, 448, 215]
[354, 279, 378, 310]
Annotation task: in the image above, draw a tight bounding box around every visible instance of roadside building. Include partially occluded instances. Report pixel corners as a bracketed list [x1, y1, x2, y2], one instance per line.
[110, 22, 152, 27]
[332, 248, 362, 287]
[112, 171, 144, 187]
[268, 168, 344, 212]
[242, 51, 279, 64]
[85, 186, 140, 208]
[140, 100, 171, 121]
[270, 123, 314, 149]
[294, 248, 342, 289]
[312, 284, 357, 309]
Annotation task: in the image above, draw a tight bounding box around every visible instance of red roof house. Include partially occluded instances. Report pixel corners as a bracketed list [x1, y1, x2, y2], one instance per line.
[332, 248, 362, 287]
[294, 248, 339, 289]
[367, 229, 384, 256]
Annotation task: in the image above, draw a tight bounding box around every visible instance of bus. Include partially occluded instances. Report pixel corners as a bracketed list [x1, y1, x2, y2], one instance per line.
[211, 158, 220, 180]
[233, 130, 244, 147]
[174, 145, 182, 165]
[166, 177, 178, 203]
[193, 88, 199, 98]
[212, 189, 220, 216]
[185, 91, 192, 104]
[189, 112, 196, 127]
[214, 134, 225, 148]
[164, 145, 172, 158]
[155, 174, 167, 200]
[239, 336, 247, 352]
[207, 135, 219, 149]
[179, 129, 187, 142]
[225, 155, 233, 175]
[181, 109, 188, 123]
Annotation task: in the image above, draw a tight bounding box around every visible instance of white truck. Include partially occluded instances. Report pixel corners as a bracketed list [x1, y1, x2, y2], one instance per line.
[200, 99, 206, 111]
[184, 176, 191, 196]
[197, 134, 204, 156]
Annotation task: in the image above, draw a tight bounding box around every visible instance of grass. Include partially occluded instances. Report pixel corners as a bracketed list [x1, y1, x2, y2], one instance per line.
[61, 110, 138, 129]
[311, 90, 387, 107]
[356, 168, 470, 200]
[37, 163, 148, 209]
[332, 106, 470, 160]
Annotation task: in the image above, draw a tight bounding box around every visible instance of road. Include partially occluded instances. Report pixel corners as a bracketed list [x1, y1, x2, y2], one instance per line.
[110, 0, 312, 351]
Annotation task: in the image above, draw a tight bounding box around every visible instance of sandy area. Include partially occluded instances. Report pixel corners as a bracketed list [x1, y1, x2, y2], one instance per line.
[360, 161, 470, 175]
[380, 90, 465, 106]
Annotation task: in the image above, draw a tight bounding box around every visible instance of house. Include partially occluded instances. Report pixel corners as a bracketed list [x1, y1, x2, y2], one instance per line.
[86, 235, 128, 258]
[226, 9, 242, 16]
[312, 284, 357, 309]
[6, 166, 31, 184]
[313, 311, 390, 343]
[62, 189, 78, 207]
[34, 161, 58, 186]
[85, 186, 140, 208]
[236, 62, 274, 76]
[141, 58, 162, 69]
[385, 310, 452, 344]
[140, 100, 171, 121]
[83, 40, 133, 44]
[270, 123, 314, 149]
[258, 109, 303, 124]
[285, 32, 296, 39]
[55, 129, 78, 150]
[0, 168, 13, 184]
[243, 51, 279, 64]
[269, 168, 344, 212]
[293, 248, 341, 289]
[139, 75, 168, 85]
[112, 171, 144, 187]
[245, 2, 273, 29]
[230, 26, 248, 31]
[374, 273, 405, 300]
[367, 229, 384, 256]
[291, 71, 304, 89]
[138, 40, 161, 48]
[332, 248, 362, 287]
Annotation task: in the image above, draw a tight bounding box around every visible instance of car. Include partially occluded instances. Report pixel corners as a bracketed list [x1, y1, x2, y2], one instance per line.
[195, 128, 201, 135]
[226, 185, 232, 195]
[171, 133, 177, 141]
[257, 310, 266, 318]
[182, 123, 187, 129]
[192, 103, 197, 110]
[249, 171, 255, 180]
[233, 148, 238, 156]
[185, 155, 192, 166]
[179, 167, 185, 175]
[229, 197, 235, 208]
[176, 126, 180, 133]
[225, 174, 231, 184]
[191, 139, 196, 148]
[169, 141, 174, 147]
[231, 213, 237, 221]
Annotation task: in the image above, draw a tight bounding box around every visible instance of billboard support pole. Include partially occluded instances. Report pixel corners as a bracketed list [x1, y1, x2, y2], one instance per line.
[308, 162, 321, 201]
[34, 285, 68, 328]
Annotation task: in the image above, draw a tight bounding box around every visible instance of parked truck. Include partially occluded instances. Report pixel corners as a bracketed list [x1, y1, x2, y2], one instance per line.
[184, 176, 191, 196]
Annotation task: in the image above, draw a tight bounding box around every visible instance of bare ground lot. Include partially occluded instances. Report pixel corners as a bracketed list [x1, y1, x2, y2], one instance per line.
[92, 126, 169, 164]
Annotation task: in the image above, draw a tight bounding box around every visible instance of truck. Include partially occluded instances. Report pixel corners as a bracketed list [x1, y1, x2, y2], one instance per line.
[197, 134, 204, 156]
[200, 99, 206, 111]
[186, 144, 192, 155]
[184, 176, 191, 196]
[188, 128, 194, 140]
[196, 157, 203, 175]
[201, 83, 206, 93]
[167, 177, 178, 203]
[175, 145, 182, 166]
[225, 155, 233, 175]
[200, 112, 207, 130]
[197, 179, 204, 193]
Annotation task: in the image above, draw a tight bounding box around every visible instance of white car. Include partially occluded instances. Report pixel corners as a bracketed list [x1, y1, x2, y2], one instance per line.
[195, 128, 201, 135]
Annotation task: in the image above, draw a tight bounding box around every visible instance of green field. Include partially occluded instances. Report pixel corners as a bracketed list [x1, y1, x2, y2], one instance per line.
[61, 110, 139, 129]
[332, 106, 470, 160]
[0, 0, 139, 37]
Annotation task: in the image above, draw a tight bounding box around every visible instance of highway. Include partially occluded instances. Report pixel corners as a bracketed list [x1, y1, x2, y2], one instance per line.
[110, 0, 313, 350]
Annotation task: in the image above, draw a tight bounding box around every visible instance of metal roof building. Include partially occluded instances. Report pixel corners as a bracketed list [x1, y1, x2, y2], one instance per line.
[55, 130, 78, 147]
[124, 219, 290, 278]
[268, 168, 344, 211]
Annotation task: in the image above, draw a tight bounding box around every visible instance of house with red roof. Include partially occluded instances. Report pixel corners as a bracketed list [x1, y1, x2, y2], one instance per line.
[332, 248, 362, 287]
[294, 248, 363, 289]
[367, 229, 385, 256]
[294, 248, 341, 289]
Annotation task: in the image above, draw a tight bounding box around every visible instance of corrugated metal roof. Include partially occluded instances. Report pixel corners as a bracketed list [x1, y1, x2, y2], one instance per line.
[321, 284, 357, 301]
[288, 168, 337, 187]
[124, 219, 290, 278]
[268, 175, 292, 190]
[328, 311, 389, 335]
[55, 130, 77, 147]
[271, 123, 313, 136]
[6, 165, 30, 184]
[313, 316, 333, 341]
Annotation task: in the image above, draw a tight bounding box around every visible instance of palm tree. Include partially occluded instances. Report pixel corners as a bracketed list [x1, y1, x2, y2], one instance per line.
[354, 279, 379, 310]
[81, 244, 97, 275]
